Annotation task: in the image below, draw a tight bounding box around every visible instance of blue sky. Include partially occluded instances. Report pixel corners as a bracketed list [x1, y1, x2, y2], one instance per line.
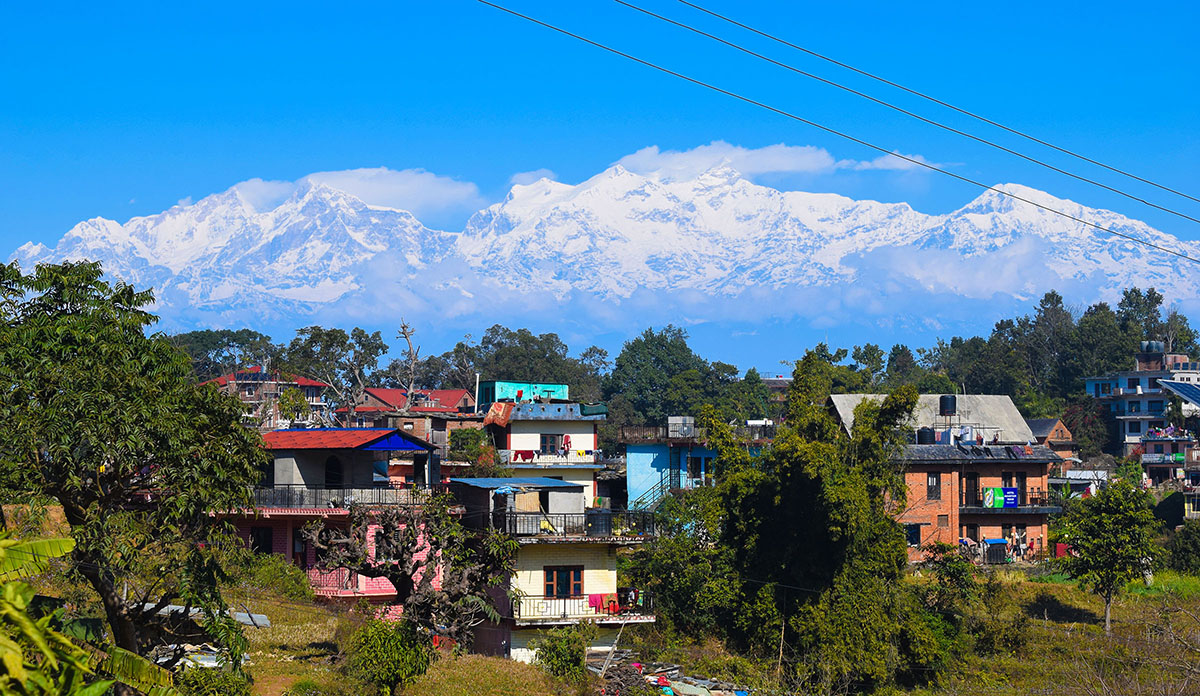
[1, 1, 1197, 367]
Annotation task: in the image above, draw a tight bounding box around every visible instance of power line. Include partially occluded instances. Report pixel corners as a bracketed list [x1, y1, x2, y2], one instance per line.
[475, 0, 1200, 265]
[614, 0, 1200, 227]
[676, 0, 1200, 208]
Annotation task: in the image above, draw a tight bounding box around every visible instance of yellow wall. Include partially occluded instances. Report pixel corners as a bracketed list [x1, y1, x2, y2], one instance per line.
[510, 420, 597, 451]
[513, 543, 617, 598]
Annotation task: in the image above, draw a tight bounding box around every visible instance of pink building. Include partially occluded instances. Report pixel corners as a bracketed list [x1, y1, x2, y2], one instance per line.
[232, 427, 439, 600]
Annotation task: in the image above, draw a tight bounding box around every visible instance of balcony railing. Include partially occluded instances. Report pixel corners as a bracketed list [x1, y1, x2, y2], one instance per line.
[490, 510, 656, 538]
[514, 590, 654, 622]
[618, 424, 775, 443]
[500, 450, 599, 465]
[960, 487, 1052, 508]
[306, 567, 359, 593]
[252, 484, 448, 509]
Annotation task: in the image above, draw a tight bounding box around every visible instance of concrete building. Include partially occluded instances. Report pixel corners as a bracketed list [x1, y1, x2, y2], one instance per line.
[622, 417, 774, 509]
[1084, 342, 1200, 456]
[203, 366, 330, 431]
[452, 477, 655, 663]
[231, 428, 437, 600]
[477, 381, 570, 409]
[829, 394, 1062, 563]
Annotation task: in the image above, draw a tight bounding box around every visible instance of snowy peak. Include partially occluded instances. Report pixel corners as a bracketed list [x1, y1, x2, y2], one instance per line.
[11, 164, 1200, 329]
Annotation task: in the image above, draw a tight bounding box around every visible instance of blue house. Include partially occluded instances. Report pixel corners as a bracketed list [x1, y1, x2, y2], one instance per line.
[622, 417, 773, 509]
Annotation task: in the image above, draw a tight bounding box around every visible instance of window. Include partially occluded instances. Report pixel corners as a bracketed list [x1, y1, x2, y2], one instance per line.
[403, 422, 414, 430]
[1155, 445, 1165, 453]
[544, 566, 583, 598]
[539, 434, 562, 454]
[1128, 422, 1142, 434]
[1128, 378, 1139, 390]
[325, 456, 343, 488]
[1149, 377, 1160, 389]
[1129, 401, 1141, 413]
[1149, 400, 1164, 414]
[244, 385, 255, 396]
[937, 514, 949, 528]
[905, 524, 922, 548]
[1100, 383, 1111, 395]
[926, 472, 941, 501]
[962, 524, 979, 542]
[249, 526, 273, 554]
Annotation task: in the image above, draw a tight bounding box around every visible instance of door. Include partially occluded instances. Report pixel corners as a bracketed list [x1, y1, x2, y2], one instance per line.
[963, 473, 980, 506]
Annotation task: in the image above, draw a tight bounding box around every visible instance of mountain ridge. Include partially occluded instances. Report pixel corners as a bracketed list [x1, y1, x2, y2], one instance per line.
[12, 165, 1200, 329]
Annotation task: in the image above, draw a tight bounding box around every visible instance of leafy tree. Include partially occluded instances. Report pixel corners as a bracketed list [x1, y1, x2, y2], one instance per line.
[277, 386, 312, 425]
[1117, 287, 1166, 340]
[168, 328, 279, 382]
[1054, 480, 1163, 633]
[852, 343, 886, 389]
[1060, 399, 1115, 458]
[0, 261, 264, 668]
[304, 496, 518, 647]
[885, 344, 918, 384]
[284, 326, 388, 425]
[605, 326, 710, 424]
[448, 429, 508, 477]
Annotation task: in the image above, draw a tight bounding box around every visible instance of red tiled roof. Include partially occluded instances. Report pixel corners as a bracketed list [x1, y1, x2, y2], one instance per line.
[262, 428, 392, 450]
[203, 365, 328, 388]
[361, 387, 473, 413]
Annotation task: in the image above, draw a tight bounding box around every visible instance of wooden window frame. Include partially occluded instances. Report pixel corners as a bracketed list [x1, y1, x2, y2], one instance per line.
[543, 565, 583, 598]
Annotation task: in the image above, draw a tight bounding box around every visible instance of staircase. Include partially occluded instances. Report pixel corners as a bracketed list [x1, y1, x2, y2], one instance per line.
[630, 469, 676, 511]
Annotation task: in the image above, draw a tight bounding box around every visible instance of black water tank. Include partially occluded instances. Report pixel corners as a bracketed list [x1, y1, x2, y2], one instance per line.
[939, 394, 957, 417]
[917, 427, 936, 445]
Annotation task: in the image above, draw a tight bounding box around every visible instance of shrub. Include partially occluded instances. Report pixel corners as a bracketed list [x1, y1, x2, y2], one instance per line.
[1168, 520, 1200, 574]
[232, 551, 315, 601]
[530, 622, 596, 683]
[174, 668, 252, 696]
[283, 678, 347, 696]
[343, 619, 431, 695]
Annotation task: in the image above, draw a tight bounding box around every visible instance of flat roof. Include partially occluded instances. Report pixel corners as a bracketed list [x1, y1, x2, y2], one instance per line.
[450, 477, 584, 490]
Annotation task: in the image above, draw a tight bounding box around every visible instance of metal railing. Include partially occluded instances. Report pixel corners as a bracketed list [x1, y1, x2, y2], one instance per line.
[960, 487, 1052, 508]
[618, 424, 775, 443]
[252, 484, 448, 508]
[514, 590, 654, 621]
[306, 567, 359, 592]
[490, 510, 656, 538]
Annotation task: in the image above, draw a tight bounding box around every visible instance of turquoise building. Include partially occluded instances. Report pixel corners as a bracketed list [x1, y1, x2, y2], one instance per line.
[478, 380, 570, 407]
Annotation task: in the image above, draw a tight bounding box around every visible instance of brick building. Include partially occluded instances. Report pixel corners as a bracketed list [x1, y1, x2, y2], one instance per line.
[830, 394, 1062, 563]
[203, 366, 330, 431]
[1025, 418, 1078, 474]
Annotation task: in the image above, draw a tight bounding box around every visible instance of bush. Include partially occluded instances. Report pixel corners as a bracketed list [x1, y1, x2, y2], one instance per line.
[232, 551, 315, 601]
[343, 619, 431, 695]
[283, 678, 347, 696]
[1168, 519, 1200, 573]
[174, 668, 252, 696]
[530, 622, 596, 683]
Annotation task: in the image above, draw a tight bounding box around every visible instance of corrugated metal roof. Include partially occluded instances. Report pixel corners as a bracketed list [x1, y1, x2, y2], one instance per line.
[450, 477, 584, 490]
[262, 428, 430, 451]
[900, 444, 1060, 462]
[508, 403, 607, 422]
[1024, 418, 1060, 439]
[829, 394, 1036, 443]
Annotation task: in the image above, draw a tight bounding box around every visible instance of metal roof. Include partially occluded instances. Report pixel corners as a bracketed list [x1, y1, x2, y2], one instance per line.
[1160, 380, 1200, 407]
[449, 477, 584, 490]
[829, 394, 1036, 443]
[1024, 418, 1061, 439]
[508, 403, 607, 422]
[262, 428, 431, 451]
[899, 443, 1060, 463]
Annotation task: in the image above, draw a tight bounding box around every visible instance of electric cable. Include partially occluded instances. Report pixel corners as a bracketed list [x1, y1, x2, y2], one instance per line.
[677, 0, 1200, 206]
[613, 0, 1200, 226]
[475, 0, 1200, 265]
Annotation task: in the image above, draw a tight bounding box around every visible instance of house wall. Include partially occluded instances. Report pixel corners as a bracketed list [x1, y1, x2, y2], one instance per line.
[897, 464, 959, 562]
[509, 626, 619, 664]
[509, 466, 596, 507]
[272, 450, 382, 487]
[512, 543, 617, 600]
[509, 420, 597, 451]
[625, 443, 718, 506]
[959, 513, 1050, 556]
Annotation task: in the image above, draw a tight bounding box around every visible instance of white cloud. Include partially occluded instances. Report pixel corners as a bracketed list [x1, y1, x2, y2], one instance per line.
[175, 196, 194, 207]
[301, 167, 485, 222]
[509, 168, 557, 186]
[615, 140, 838, 180]
[851, 151, 942, 172]
[232, 178, 294, 212]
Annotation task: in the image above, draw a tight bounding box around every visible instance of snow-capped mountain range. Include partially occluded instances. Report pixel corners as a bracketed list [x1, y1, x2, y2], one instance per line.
[12, 164, 1200, 331]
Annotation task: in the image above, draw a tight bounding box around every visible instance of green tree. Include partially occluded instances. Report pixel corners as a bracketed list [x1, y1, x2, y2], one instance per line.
[168, 328, 280, 382]
[604, 326, 709, 424]
[1055, 480, 1162, 633]
[852, 343, 886, 389]
[343, 619, 431, 695]
[885, 344, 919, 385]
[1117, 287, 1166, 340]
[1166, 520, 1200, 574]
[531, 622, 597, 683]
[0, 261, 264, 667]
[284, 326, 388, 425]
[277, 386, 312, 425]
